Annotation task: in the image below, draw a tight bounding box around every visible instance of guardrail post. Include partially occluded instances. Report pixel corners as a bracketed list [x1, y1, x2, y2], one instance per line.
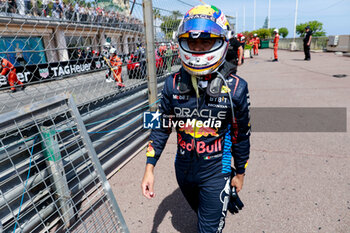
[67, 95, 130, 233]
[143, 0, 158, 111]
[40, 127, 74, 228]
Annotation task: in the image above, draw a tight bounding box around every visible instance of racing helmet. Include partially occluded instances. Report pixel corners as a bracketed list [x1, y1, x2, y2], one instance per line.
[177, 4, 230, 76]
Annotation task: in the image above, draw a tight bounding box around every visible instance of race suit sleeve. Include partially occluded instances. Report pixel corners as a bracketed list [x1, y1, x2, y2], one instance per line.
[146, 77, 173, 166]
[231, 79, 251, 174]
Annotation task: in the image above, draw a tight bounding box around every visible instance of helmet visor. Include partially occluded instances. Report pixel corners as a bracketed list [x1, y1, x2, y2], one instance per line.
[178, 18, 227, 38]
[179, 38, 225, 54]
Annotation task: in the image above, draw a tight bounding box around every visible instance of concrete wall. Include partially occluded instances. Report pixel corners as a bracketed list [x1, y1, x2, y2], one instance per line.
[268, 37, 328, 51]
[326, 35, 350, 52]
[268, 35, 350, 52]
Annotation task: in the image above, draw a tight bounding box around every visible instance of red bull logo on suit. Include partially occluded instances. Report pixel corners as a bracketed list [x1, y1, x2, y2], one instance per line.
[177, 133, 222, 154]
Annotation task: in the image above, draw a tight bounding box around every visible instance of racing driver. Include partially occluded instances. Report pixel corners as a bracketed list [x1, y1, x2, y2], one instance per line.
[141, 4, 251, 232]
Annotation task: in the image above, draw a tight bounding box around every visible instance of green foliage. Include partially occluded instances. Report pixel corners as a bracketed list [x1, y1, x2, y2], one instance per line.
[279, 27, 289, 38]
[244, 44, 252, 50]
[296, 20, 326, 37]
[255, 28, 271, 39]
[171, 10, 182, 19]
[47, 2, 53, 16]
[37, 0, 42, 8]
[243, 32, 253, 41]
[160, 17, 181, 38]
[262, 16, 268, 29]
[165, 32, 174, 40]
[153, 9, 161, 20]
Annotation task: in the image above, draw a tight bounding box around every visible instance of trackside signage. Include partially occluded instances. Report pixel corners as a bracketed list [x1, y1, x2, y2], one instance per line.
[0, 57, 107, 87]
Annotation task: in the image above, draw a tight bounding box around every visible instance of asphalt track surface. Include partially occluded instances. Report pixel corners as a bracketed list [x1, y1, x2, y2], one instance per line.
[0, 65, 180, 114]
[0, 67, 133, 114]
[109, 49, 350, 233]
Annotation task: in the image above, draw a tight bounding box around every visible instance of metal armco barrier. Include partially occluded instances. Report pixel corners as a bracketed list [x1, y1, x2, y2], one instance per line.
[0, 92, 154, 232]
[0, 76, 166, 232]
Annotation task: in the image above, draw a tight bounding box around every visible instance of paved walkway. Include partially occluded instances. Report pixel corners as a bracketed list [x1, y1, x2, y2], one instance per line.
[109, 49, 350, 233]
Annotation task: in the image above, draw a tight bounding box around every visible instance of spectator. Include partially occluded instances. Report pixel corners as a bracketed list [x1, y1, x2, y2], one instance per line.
[30, 0, 38, 16]
[72, 48, 83, 60]
[41, 0, 49, 17]
[74, 2, 79, 21]
[0, 1, 6, 13]
[65, 3, 74, 21]
[96, 6, 102, 24]
[79, 5, 86, 22]
[91, 7, 97, 22]
[52, 0, 63, 19]
[61, 2, 67, 20]
[87, 7, 93, 22]
[24, 0, 30, 15]
[7, 0, 17, 14]
[0, 0, 143, 34]
[86, 47, 93, 58]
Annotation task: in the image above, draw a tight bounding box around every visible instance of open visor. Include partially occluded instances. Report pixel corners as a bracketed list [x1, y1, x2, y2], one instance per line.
[178, 18, 227, 38]
[179, 38, 225, 54]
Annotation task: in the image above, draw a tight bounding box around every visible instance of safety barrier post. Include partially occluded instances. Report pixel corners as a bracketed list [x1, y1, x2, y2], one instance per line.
[67, 95, 130, 233]
[40, 126, 74, 228]
[143, 0, 158, 111]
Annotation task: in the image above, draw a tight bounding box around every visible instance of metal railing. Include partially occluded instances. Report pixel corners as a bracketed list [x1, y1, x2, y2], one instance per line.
[0, 0, 183, 232]
[0, 72, 167, 232]
[0, 94, 130, 232]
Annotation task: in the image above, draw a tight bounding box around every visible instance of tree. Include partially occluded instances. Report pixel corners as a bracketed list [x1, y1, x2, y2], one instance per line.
[296, 20, 326, 37]
[171, 10, 182, 20]
[262, 16, 268, 29]
[160, 16, 181, 39]
[256, 28, 271, 39]
[153, 8, 162, 21]
[279, 27, 289, 38]
[153, 9, 162, 38]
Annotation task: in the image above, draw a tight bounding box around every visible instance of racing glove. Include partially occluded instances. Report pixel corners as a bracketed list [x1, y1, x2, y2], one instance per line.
[228, 168, 244, 214]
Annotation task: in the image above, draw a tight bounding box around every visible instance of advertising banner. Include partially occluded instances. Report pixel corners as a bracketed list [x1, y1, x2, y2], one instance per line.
[0, 57, 108, 87]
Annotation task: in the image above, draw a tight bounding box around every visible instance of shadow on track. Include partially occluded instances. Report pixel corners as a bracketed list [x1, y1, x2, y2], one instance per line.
[151, 188, 197, 233]
[292, 59, 307, 61]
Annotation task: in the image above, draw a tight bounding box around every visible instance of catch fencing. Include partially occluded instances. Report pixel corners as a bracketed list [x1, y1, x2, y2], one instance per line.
[0, 0, 181, 114]
[0, 78, 166, 232]
[0, 93, 128, 232]
[0, 0, 184, 232]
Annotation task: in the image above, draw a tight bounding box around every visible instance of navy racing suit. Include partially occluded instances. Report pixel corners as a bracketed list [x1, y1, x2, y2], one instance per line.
[146, 62, 251, 233]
